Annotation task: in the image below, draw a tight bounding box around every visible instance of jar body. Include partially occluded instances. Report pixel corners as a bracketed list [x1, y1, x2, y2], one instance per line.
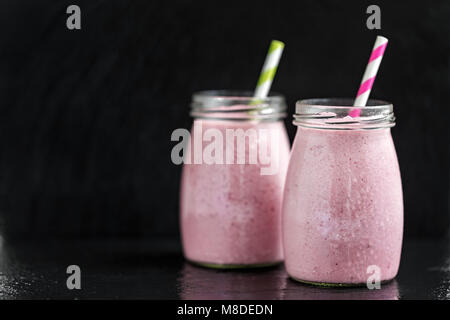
[283, 126, 403, 285]
[181, 119, 290, 267]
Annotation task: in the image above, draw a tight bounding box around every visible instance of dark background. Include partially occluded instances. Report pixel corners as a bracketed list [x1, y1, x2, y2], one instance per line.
[0, 0, 448, 240]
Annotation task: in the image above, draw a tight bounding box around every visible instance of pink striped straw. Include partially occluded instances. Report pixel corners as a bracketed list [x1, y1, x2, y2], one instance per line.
[350, 36, 388, 117]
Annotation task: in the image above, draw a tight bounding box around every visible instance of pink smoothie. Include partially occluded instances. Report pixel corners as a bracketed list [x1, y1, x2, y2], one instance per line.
[283, 127, 403, 284]
[181, 119, 290, 266]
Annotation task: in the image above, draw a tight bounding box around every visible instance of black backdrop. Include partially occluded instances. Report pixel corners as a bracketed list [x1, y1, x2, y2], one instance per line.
[0, 0, 448, 240]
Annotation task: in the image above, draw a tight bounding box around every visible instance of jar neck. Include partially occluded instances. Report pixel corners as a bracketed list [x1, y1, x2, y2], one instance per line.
[191, 90, 287, 121]
[294, 98, 395, 130]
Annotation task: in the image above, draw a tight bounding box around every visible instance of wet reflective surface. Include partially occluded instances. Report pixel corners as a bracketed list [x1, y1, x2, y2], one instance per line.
[178, 263, 400, 300]
[0, 238, 449, 299]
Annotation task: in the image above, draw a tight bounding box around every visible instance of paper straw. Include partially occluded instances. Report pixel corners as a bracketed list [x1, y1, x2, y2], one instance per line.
[253, 40, 285, 100]
[350, 36, 388, 117]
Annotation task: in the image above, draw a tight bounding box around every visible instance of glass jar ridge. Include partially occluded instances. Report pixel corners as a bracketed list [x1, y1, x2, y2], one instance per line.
[294, 98, 395, 130]
[191, 90, 287, 121]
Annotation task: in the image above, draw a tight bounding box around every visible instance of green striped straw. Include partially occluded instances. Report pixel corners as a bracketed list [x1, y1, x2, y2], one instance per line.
[253, 40, 285, 100]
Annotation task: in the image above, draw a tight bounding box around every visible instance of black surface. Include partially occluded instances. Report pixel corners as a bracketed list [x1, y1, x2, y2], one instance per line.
[0, 0, 448, 239]
[0, 237, 449, 300]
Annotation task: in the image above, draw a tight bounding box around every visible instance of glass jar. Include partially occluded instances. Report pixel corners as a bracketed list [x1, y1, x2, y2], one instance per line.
[180, 90, 290, 268]
[282, 98, 403, 286]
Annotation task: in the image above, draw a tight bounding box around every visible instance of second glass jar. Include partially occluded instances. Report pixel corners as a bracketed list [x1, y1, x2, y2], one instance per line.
[180, 90, 290, 268]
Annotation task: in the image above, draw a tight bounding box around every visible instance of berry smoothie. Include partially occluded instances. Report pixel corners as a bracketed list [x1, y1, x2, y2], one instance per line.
[181, 119, 290, 267]
[283, 126, 403, 285]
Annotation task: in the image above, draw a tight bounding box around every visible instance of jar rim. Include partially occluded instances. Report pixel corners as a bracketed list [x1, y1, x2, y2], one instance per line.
[191, 90, 287, 121]
[294, 98, 395, 130]
[296, 98, 393, 111]
[192, 90, 285, 105]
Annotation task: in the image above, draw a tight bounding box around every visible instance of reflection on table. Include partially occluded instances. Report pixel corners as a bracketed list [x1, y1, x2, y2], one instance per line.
[177, 262, 399, 300]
